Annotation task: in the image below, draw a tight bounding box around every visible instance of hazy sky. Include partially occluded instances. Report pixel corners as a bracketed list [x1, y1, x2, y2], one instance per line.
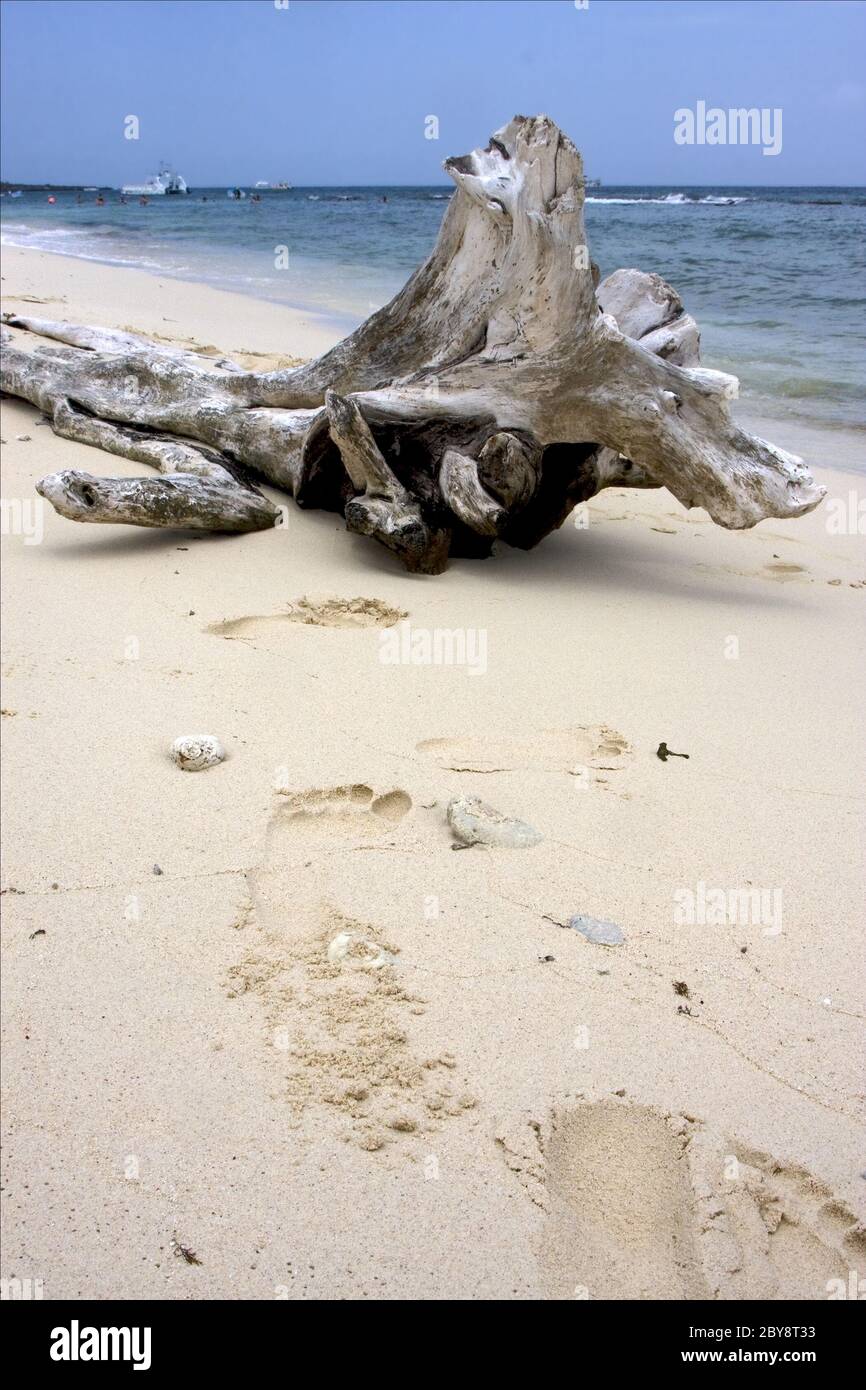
[2, 0, 864, 186]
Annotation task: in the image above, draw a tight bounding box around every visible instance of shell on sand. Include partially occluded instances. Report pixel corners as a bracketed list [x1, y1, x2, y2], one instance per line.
[446, 795, 543, 848]
[170, 734, 225, 772]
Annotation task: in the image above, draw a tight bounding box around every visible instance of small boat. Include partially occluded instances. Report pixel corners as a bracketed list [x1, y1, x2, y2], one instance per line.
[226, 187, 247, 200]
[8, 189, 23, 198]
[272, 181, 292, 190]
[254, 180, 269, 189]
[121, 165, 189, 196]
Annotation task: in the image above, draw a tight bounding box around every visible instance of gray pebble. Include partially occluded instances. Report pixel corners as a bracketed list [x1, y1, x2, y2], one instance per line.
[447, 795, 542, 849]
[569, 913, 625, 946]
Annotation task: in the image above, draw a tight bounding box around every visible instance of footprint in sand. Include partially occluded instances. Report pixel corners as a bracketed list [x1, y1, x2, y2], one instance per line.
[417, 725, 631, 777]
[715, 1144, 866, 1300]
[272, 783, 412, 838]
[533, 1101, 711, 1299]
[208, 595, 406, 640]
[762, 562, 809, 583]
[225, 784, 475, 1151]
[499, 1098, 864, 1300]
[699, 562, 812, 586]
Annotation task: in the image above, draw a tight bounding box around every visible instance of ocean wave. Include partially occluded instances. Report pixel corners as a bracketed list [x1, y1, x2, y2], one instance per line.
[586, 193, 749, 206]
[1, 222, 88, 239]
[0, 227, 177, 274]
[774, 376, 864, 401]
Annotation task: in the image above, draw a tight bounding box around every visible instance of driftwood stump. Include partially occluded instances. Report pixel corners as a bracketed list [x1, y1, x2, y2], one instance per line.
[1, 115, 825, 573]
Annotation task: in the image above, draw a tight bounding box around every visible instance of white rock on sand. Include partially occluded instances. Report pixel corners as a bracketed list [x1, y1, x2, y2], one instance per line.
[170, 735, 225, 772]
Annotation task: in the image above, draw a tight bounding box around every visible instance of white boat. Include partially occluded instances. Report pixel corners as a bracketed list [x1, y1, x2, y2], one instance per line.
[121, 165, 189, 196]
[254, 180, 269, 189]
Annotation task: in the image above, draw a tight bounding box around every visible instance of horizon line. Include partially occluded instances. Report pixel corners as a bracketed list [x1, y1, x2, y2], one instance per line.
[3, 180, 865, 191]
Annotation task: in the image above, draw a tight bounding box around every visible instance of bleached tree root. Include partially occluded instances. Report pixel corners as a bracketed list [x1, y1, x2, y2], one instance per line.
[35, 469, 280, 532]
[1, 115, 825, 572]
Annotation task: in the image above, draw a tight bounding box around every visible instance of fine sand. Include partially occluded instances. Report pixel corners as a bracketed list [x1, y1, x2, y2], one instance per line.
[1, 246, 864, 1300]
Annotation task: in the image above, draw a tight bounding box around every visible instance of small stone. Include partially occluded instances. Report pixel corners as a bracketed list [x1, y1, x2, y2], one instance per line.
[153, 864, 163, 875]
[16, 434, 31, 442]
[569, 913, 625, 946]
[447, 795, 542, 849]
[170, 734, 225, 771]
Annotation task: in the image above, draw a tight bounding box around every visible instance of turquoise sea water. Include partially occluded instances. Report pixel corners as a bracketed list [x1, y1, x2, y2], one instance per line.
[2, 184, 864, 430]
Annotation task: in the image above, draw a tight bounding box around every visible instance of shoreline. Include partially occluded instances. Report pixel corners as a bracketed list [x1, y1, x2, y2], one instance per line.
[1, 234, 362, 340]
[2, 247, 864, 1300]
[0, 244, 347, 365]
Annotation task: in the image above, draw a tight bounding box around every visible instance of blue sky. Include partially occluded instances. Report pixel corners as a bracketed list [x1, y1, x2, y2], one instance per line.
[1, 0, 864, 186]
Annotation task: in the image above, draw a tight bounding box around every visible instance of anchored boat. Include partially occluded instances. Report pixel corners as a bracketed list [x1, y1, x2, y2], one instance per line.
[121, 165, 189, 196]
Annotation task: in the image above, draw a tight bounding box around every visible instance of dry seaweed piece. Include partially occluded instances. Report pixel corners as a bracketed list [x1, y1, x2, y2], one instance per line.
[170, 1238, 202, 1266]
[656, 742, 690, 762]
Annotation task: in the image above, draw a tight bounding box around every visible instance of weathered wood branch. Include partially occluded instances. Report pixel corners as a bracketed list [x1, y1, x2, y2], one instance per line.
[35, 469, 280, 532]
[1, 115, 825, 572]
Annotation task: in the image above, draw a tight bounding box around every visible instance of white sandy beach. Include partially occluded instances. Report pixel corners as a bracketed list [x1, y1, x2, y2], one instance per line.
[1, 246, 864, 1300]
